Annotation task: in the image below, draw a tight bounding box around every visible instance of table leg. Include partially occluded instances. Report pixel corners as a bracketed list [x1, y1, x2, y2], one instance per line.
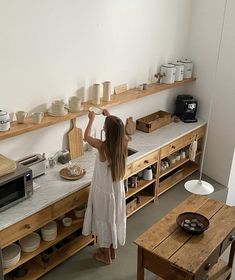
[228, 240, 235, 268]
[137, 247, 144, 280]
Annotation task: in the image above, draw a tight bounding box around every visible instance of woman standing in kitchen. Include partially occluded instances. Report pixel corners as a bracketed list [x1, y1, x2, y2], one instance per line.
[82, 109, 127, 265]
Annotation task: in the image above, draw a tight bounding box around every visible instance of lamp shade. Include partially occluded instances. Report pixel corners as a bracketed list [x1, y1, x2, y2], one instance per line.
[185, 179, 214, 195]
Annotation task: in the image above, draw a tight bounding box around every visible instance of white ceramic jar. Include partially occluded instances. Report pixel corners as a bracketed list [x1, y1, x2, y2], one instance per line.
[92, 84, 101, 105]
[160, 64, 176, 84]
[180, 59, 193, 79]
[170, 62, 184, 81]
[0, 110, 10, 131]
[102, 81, 111, 102]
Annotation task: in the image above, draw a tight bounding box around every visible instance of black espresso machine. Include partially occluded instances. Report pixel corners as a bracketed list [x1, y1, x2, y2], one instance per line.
[175, 95, 198, 123]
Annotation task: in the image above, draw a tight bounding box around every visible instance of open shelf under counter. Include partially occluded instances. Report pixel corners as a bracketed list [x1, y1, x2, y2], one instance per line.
[4, 218, 84, 275]
[158, 161, 199, 196]
[159, 150, 201, 178]
[125, 178, 156, 200]
[12, 234, 94, 280]
[127, 194, 154, 218]
[0, 78, 196, 141]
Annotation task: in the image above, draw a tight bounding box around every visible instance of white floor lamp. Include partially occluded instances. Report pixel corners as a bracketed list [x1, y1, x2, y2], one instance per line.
[184, 0, 228, 195]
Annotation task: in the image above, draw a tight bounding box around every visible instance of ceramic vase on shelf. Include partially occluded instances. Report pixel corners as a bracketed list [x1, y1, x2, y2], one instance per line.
[160, 64, 176, 84]
[102, 81, 111, 102]
[92, 84, 101, 105]
[180, 59, 193, 79]
[170, 62, 184, 81]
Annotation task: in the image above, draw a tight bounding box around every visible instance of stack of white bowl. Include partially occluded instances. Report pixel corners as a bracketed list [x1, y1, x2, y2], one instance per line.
[41, 221, 58, 241]
[2, 244, 21, 268]
[19, 233, 41, 253]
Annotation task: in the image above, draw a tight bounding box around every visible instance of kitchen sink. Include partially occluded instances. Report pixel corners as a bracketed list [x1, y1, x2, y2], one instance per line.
[127, 148, 138, 157]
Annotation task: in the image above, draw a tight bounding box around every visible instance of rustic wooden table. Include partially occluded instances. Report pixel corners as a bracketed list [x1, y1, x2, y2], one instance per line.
[134, 194, 235, 280]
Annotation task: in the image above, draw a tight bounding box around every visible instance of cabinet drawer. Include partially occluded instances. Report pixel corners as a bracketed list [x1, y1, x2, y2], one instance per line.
[132, 150, 159, 174]
[220, 228, 235, 255]
[160, 136, 185, 159]
[184, 126, 206, 146]
[160, 126, 206, 159]
[52, 186, 90, 218]
[0, 207, 52, 248]
[195, 246, 220, 279]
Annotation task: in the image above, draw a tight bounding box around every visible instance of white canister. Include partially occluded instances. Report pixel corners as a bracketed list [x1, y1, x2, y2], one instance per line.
[180, 59, 193, 79]
[170, 62, 184, 81]
[160, 64, 176, 84]
[92, 84, 101, 105]
[102, 81, 111, 102]
[0, 110, 10, 131]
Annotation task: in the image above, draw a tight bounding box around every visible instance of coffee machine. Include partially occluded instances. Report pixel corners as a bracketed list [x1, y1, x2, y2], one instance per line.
[175, 95, 198, 123]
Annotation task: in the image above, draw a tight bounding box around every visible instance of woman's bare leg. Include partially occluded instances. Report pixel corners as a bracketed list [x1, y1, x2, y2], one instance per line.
[110, 244, 116, 260]
[94, 247, 111, 265]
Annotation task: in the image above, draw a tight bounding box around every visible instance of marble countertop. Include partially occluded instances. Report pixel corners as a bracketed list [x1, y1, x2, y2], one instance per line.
[0, 119, 206, 231]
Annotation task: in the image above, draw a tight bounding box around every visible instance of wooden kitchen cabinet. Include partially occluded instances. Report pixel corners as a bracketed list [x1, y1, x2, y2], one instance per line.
[1, 186, 95, 280]
[158, 126, 206, 196]
[124, 150, 159, 218]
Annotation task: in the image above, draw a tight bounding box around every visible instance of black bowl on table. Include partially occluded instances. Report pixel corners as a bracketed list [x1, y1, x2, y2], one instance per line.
[176, 212, 210, 235]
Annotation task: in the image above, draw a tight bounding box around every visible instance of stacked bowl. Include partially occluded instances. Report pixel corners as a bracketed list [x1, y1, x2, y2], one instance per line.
[41, 221, 58, 241]
[19, 233, 41, 253]
[2, 244, 21, 268]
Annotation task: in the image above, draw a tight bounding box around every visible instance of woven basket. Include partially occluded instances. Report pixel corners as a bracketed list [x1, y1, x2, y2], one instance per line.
[0, 154, 16, 177]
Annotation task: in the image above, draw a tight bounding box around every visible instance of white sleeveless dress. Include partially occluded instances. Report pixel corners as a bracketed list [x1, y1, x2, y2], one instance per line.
[82, 153, 126, 249]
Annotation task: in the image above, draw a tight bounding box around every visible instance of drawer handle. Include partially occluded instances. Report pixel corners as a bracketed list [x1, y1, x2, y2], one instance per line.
[229, 235, 235, 242]
[74, 197, 79, 202]
[144, 160, 149, 164]
[204, 263, 211, 271]
[171, 145, 176, 149]
[25, 224, 31, 229]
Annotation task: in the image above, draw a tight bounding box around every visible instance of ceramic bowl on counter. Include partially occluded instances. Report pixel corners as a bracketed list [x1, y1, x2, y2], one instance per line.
[62, 217, 73, 227]
[2, 244, 21, 268]
[19, 232, 41, 253]
[41, 221, 57, 241]
[73, 205, 86, 218]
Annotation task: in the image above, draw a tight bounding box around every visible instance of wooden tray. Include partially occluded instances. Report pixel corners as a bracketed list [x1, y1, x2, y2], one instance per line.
[59, 167, 86, 181]
[136, 110, 172, 133]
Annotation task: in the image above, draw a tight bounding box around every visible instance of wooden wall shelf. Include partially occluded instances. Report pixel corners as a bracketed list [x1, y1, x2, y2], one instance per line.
[0, 78, 196, 141]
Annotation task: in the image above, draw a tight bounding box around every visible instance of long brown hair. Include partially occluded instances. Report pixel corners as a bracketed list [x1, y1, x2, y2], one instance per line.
[102, 115, 127, 182]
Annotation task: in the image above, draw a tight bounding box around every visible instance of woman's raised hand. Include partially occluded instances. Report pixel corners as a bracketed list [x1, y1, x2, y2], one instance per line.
[102, 109, 110, 117]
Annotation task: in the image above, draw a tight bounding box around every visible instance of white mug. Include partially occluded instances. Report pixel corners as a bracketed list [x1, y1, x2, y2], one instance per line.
[68, 96, 81, 113]
[32, 112, 44, 124]
[16, 111, 28, 124]
[51, 100, 65, 114]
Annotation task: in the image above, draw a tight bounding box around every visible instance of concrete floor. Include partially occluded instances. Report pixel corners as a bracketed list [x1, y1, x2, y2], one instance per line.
[41, 173, 234, 280]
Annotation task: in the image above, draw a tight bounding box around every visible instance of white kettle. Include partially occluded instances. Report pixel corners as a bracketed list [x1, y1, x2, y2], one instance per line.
[0, 110, 10, 131]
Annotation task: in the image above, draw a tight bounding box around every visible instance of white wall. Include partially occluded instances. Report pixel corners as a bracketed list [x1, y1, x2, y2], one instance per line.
[0, 0, 193, 159]
[187, 0, 235, 186]
[227, 149, 235, 206]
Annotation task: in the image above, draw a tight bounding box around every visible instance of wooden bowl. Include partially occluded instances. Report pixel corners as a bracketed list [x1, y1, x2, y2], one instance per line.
[176, 212, 209, 235]
[59, 167, 86, 181]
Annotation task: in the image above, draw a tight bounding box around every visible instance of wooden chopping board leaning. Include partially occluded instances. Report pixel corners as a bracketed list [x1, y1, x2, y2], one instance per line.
[0, 154, 17, 177]
[68, 118, 84, 159]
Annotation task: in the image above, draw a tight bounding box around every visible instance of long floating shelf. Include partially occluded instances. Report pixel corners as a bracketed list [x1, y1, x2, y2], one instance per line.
[0, 78, 196, 141]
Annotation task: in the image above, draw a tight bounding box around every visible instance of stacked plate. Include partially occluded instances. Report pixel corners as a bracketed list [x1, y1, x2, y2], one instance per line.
[19, 232, 41, 253]
[41, 221, 58, 241]
[2, 244, 21, 268]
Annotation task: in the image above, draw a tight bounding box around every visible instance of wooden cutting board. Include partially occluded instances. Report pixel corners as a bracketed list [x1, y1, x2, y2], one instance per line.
[0, 154, 16, 177]
[68, 118, 84, 159]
